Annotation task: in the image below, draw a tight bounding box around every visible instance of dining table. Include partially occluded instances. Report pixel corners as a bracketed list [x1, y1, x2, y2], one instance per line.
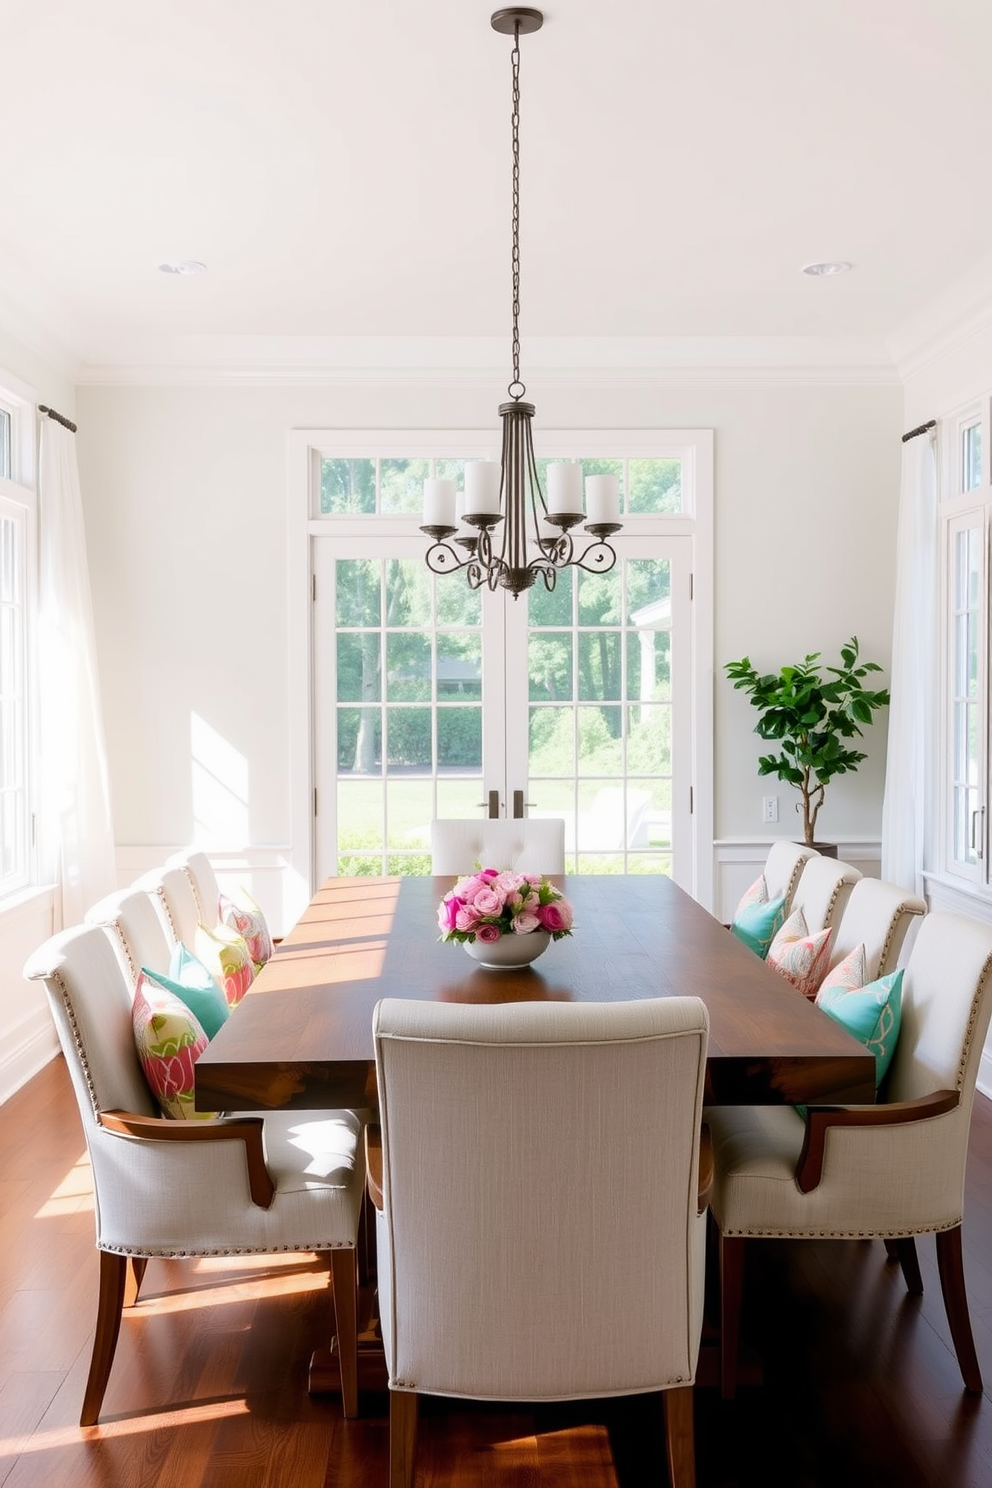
[195, 873, 876, 1116]
[194, 872, 875, 1397]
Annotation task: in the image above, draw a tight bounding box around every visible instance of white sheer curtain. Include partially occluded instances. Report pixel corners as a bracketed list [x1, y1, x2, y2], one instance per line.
[880, 430, 937, 895]
[38, 416, 117, 923]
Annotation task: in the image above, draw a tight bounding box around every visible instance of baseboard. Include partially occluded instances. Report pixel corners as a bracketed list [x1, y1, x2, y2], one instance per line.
[0, 1020, 58, 1106]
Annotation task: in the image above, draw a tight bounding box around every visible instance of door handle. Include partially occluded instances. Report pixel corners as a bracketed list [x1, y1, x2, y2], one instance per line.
[512, 789, 536, 819]
[476, 790, 501, 819]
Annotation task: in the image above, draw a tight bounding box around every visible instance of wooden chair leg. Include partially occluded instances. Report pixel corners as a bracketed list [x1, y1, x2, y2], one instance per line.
[80, 1250, 127, 1427]
[663, 1384, 696, 1488]
[124, 1256, 148, 1308]
[719, 1233, 745, 1400]
[330, 1247, 360, 1418]
[935, 1225, 983, 1393]
[885, 1237, 923, 1296]
[389, 1388, 419, 1488]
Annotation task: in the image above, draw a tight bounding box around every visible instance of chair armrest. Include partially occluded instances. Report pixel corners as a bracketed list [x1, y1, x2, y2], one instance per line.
[796, 1089, 960, 1195]
[99, 1109, 275, 1209]
[365, 1122, 383, 1212]
[698, 1123, 713, 1214]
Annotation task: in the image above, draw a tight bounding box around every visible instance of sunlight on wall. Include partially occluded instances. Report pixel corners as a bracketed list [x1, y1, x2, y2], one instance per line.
[191, 713, 249, 846]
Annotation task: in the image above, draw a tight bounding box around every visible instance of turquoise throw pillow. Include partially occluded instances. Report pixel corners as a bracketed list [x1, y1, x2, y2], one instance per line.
[138, 947, 231, 1041]
[731, 895, 786, 959]
[815, 968, 904, 1086]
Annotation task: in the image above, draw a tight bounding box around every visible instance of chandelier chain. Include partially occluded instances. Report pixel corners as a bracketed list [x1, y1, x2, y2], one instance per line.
[509, 22, 524, 400]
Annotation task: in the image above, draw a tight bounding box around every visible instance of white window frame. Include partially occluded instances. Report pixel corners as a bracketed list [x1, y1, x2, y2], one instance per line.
[0, 369, 39, 901]
[287, 428, 713, 918]
[936, 395, 992, 893]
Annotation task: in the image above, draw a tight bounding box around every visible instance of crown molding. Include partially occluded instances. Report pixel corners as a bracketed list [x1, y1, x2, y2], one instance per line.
[71, 334, 900, 387]
[888, 255, 992, 384]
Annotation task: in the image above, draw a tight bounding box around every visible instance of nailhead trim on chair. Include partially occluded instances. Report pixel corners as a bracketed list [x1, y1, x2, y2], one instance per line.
[719, 1218, 963, 1240]
[101, 1239, 355, 1257]
[52, 969, 101, 1118]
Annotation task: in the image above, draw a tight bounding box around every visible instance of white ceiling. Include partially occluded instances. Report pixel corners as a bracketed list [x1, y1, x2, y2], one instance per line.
[3, 0, 992, 376]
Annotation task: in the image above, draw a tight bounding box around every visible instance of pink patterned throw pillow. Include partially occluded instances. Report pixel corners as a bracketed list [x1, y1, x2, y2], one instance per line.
[817, 943, 867, 998]
[734, 873, 768, 917]
[132, 975, 216, 1120]
[194, 922, 255, 1007]
[767, 908, 833, 1000]
[219, 888, 274, 972]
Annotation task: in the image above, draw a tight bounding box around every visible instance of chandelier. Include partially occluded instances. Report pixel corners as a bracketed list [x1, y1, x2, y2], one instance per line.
[421, 7, 621, 597]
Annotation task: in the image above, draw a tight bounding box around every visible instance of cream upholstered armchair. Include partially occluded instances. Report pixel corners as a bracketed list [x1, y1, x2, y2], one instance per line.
[25, 923, 366, 1425]
[824, 875, 927, 980]
[136, 863, 203, 947]
[762, 841, 818, 911]
[708, 910, 992, 1398]
[86, 884, 174, 989]
[430, 816, 566, 875]
[166, 848, 222, 925]
[369, 996, 710, 1488]
[789, 854, 862, 934]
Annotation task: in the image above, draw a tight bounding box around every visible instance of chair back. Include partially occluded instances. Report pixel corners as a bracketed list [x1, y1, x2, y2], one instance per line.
[167, 850, 221, 926]
[86, 886, 174, 990]
[889, 911, 992, 1113]
[430, 817, 565, 876]
[25, 923, 156, 1129]
[137, 865, 203, 946]
[791, 854, 862, 934]
[373, 995, 709, 1402]
[763, 841, 818, 909]
[826, 877, 927, 980]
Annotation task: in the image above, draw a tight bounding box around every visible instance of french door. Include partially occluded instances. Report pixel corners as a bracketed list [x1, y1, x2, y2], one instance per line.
[312, 531, 694, 885]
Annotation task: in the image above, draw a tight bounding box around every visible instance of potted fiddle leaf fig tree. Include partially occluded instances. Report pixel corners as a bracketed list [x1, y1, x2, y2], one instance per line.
[724, 636, 890, 848]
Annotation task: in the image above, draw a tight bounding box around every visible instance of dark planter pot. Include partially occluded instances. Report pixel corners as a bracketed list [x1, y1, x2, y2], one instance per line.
[802, 841, 838, 859]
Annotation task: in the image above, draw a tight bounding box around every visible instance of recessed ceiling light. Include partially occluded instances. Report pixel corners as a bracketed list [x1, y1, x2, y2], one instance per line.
[157, 260, 207, 276]
[801, 260, 852, 277]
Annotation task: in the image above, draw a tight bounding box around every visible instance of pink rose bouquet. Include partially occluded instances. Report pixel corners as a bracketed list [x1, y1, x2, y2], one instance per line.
[437, 869, 574, 945]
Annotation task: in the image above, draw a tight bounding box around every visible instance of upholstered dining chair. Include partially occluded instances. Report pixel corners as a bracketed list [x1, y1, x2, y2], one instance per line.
[136, 863, 203, 948]
[369, 995, 710, 1488]
[824, 875, 927, 980]
[430, 816, 566, 875]
[762, 841, 818, 911]
[789, 853, 862, 934]
[86, 884, 174, 989]
[25, 923, 365, 1425]
[708, 909, 992, 1398]
[166, 848, 222, 926]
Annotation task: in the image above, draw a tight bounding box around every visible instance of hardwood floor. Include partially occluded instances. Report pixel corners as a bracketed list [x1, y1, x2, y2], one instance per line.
[4, 1055, 992, 1487]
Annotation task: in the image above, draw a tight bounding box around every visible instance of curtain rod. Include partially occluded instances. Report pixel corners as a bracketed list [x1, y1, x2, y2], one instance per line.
[38, 404, 77, 434]
[902, 418, 936, 444]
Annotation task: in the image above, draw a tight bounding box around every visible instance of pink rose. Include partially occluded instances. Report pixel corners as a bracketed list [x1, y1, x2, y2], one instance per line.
[438, 895, 463, 932]
[456, 905, 481, 932]
[475, 921, 502, 943]
[479, 868, 500, 881]
[512, 911, 541, 934]
[539, 899, 573, 933]
[473, 886, 504, 916]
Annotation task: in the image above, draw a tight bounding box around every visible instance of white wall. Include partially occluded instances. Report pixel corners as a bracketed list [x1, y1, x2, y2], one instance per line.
[75, 372, 903, 926]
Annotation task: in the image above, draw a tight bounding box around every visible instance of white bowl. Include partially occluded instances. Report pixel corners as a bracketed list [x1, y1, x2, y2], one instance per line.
[463, 929, 551, 970]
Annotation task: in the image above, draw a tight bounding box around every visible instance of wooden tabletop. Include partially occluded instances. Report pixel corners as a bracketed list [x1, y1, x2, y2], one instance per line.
[195, 874, 876, 1112]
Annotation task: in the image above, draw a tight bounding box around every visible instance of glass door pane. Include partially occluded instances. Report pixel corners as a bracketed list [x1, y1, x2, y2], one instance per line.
[948, 517, 986, 874]
[506, 541, 687, 879]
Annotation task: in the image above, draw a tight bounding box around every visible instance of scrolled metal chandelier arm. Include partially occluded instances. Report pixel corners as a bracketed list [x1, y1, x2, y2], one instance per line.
[420, 8, 621, 597]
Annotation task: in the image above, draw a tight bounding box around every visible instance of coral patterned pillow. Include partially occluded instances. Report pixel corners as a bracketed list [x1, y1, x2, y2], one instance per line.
[132, 975, 216, 1120]
[194, 922, 255, 1007]
[734, 874, 769, 916]
[219, 887, 274, 971]
[817, 943, 867, 999]
[767, 909, 833, 999]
